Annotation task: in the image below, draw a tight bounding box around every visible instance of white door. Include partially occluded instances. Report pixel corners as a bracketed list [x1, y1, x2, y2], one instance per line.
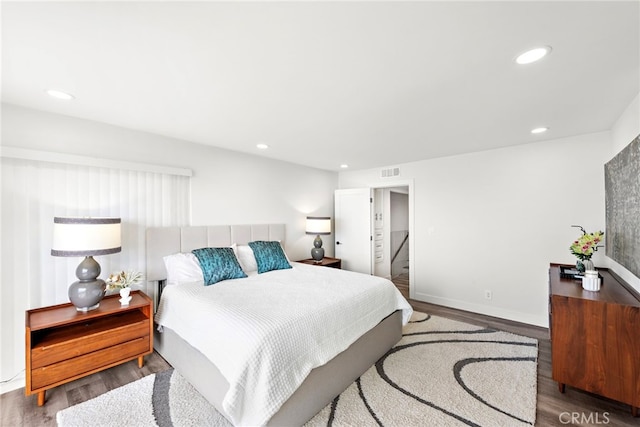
[334, 188, 373, 274]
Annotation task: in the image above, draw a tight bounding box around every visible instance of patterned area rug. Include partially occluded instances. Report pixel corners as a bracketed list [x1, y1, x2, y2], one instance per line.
[57, 312, 538, 427]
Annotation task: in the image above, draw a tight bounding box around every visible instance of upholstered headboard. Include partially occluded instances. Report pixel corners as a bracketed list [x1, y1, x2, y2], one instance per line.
[146, 224, 286, 281]
[146, 224, 286, 307]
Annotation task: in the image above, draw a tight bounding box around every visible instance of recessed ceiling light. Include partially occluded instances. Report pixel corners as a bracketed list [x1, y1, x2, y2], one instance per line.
[340, 164, 349, 169]
[515, 46, 551, 65]
[46, 89, 75, 100]
[531, 127, 548, 134]
[256, 143, 269, 150]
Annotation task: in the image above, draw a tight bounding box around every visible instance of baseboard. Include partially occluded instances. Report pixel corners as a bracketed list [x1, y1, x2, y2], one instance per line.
[412, 292, 548, 327]
[0, 372, 25, 395]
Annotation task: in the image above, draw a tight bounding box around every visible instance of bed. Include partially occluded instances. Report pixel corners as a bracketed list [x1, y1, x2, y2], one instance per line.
[146, 224, 412, 426]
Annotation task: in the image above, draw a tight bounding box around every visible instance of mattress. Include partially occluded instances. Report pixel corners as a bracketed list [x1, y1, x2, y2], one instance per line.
[154, 262, 412, 426]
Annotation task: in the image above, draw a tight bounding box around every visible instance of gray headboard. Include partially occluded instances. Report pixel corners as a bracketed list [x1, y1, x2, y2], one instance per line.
[146, 224, 286, 307]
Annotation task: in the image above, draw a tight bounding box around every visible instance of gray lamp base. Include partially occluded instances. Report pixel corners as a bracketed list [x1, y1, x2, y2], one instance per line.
[76, 302, 100, 312]
[68, 279, 106, 312]
[311, 249, 325, 262]
[311, 235, 325, 261]
[69, 256, 106, 311]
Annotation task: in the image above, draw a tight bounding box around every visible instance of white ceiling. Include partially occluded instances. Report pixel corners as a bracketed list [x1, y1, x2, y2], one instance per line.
[2, 1, 638, 171]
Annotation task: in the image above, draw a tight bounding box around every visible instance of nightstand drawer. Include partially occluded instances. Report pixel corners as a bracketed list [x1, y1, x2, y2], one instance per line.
[31, 336, 150, 390]
[31, 311, 149, 369]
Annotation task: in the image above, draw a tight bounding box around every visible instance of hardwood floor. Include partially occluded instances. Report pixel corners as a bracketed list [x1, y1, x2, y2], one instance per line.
[408, 299, 639, 427]
[0, 353, 171, 427]
[2, 298, 638, 426]
[392, 272, 410, 300]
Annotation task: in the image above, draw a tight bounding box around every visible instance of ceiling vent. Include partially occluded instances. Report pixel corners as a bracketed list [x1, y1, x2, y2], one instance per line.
[380, 167, 400, 178]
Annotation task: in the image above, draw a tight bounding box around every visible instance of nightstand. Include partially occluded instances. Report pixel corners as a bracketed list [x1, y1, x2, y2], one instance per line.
[296, 257, 342, 269]
[25, 290, 153, 406]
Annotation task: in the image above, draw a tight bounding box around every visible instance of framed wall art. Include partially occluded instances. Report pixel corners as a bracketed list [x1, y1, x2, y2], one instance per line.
[604, 134, 640, 277]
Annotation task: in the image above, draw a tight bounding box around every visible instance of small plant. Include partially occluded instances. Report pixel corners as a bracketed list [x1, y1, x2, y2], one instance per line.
[106, 270, 143, 291]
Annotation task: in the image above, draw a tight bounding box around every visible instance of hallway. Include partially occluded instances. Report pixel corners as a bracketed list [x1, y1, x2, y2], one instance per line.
[391, 272, 409, 299]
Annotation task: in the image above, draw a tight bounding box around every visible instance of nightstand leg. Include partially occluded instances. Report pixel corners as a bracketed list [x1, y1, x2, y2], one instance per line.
[37, 391, 45, 406]
[138, 356, 144, 368]
[558, 383, 565, 393]
[632, 406, 638, 417]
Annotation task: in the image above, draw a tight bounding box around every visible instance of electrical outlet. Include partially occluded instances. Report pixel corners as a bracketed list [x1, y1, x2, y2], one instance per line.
[484, 290, 492, 300]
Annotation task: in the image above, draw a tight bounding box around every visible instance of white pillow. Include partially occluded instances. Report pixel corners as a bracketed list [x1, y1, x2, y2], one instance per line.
[279, 241, 292, 263]
[163, 245, 239, 284]
[236, 242, 292, 273]
[236, 245, 258, 273]
[163, 252, 203, 285]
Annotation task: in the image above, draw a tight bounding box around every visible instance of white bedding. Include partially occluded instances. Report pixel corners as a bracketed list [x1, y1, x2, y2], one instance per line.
[154, 262, 412, 426]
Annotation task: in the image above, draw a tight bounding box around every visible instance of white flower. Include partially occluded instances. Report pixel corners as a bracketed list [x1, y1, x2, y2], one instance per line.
[106, 270, 143, 290]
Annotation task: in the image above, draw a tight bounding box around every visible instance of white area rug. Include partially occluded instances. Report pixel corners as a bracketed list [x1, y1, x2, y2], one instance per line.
[57, 313, 538, 426]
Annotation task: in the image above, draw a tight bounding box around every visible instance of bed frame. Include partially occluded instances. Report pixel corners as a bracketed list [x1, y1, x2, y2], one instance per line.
[146, 224, 402, 426]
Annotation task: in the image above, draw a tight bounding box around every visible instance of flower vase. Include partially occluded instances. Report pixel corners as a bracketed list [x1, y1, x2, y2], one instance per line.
[119, 287, 132, 306]
[576, 259, 594, 273]
[583, 259, 594, 271]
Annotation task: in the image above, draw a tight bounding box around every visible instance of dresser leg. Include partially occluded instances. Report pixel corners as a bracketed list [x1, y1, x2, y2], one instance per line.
[138, 356, 144, 368]
[632, 406, 638, 417]
[37, 391, 45, 406]
[558, 383, 565, 393]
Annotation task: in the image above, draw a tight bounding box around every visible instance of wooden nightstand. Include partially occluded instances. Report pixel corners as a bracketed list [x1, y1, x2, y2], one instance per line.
[296, 257, 342, 269]
[25, 290, 153, 406]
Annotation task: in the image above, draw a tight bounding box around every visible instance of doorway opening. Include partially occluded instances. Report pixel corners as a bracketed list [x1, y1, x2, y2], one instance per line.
[334, 181, 413, 299]
[373, 186, 410, 299]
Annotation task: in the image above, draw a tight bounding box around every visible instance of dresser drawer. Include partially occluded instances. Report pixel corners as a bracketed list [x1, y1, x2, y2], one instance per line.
[31, 336, 150, 390]
[31, 311, 149, 369]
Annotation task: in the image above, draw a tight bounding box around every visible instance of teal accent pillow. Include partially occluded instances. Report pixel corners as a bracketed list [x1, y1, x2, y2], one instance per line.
[248, 241, 292, 274]
[191, 247, 247, 286]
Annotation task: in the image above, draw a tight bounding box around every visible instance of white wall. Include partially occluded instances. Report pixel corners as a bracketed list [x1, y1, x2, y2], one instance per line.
[390, 191, 409, 232]
[0, 103, 337, 392]
[340, 132, 611, 326]
[1, 104, 338, 259]
[608, 92, 640, 292]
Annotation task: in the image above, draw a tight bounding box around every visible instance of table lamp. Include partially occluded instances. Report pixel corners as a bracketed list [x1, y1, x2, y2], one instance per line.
[305, 216, 331, 262]
[51, 217, 121, 311]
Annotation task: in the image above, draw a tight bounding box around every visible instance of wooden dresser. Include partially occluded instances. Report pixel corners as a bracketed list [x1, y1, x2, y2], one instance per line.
[548, 264, 640, 416]
[25, 291, 153, 406]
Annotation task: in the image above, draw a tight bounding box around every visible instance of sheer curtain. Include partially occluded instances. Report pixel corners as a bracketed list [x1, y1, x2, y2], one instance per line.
[0, 155, 190, 389]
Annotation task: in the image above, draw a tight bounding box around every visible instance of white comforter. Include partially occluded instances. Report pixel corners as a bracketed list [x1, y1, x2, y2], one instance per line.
[154, 262, 412, 426]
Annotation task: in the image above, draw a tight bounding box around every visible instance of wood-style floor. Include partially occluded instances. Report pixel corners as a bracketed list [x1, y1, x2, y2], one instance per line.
[2, 285, 638, 426]
[393, 272, 410, 300]
[393, 275, 639, 427]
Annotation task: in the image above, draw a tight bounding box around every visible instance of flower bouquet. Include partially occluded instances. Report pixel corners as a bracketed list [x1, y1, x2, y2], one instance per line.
[570, 228, 604, 272]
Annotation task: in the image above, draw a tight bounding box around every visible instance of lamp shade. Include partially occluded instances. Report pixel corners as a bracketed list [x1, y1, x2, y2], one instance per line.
[51, 217, 122, 257]
[305, 216, 331, 235]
